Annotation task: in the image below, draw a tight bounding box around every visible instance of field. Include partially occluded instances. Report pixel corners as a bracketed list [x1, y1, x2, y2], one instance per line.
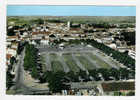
[40, 51, 118, 73]
[49, 53, 64, 72]
[74, 53, 96, 70]
[8, 16, 135, 25]
[86, 52, 111, 69]
[62, 53, 80, 73]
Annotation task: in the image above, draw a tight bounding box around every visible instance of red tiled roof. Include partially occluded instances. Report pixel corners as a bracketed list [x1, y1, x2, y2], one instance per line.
[6, 54, 12, 60]
[7, 36, 18, 39]
[11, 48, 17, 50]
[32, 31, 51, 35]
[70, 28, 81, 31]
[101, 82, 135, 92]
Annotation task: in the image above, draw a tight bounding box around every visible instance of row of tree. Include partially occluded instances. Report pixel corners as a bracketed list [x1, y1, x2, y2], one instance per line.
[17, 41, 27, 55]
[24, 43, 40, 79]
[84, 39, 135, 70]
[121, 31, 135, 45]
[6, 65, 15, 90]
[39, 67, 134, 93]
[39, 71, 69, 93]
[87, 23, 116, 29]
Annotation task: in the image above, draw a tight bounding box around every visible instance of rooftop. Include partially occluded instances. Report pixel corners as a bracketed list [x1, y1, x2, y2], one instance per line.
[6, 54, 12, 60]
[101, 81, 135, 92]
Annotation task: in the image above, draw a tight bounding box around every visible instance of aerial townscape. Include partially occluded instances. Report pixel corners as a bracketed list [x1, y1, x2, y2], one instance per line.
[6, 16, 135, 96]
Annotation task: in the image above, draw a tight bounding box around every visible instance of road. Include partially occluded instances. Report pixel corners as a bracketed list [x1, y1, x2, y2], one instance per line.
[58, 53, 70, 73]
[72, 53, 87, 71]
[44, 53, 52, 71]
[12, 48, 49, 95]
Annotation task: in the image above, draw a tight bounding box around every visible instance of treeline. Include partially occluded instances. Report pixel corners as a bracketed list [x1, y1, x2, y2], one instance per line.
[6, 66, 15, 90]
[46, 19, 65, 23]
[118, 24, 135, 28]
[7, 24, 29, 36]
[87, 23, 135, 29]
[17, 41, 27, 55]
[85, 39, 135, 70]
[40, 71, 69, 93]
[39, 67, 134, 93]
[121, 31, 135, 45]
[87, 23, 116, 29]
[24, 43, 40, 79]
[7, 28, 16, 36]
[6, 55, 17, 90]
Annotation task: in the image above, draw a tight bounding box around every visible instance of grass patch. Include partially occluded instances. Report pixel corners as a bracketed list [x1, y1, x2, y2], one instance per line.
[40, 55, 47, 72]
[51, 61, 64, 73]
[49, 53, 58, 61]
[62, 53, 80, 73]
[87, 53, 111, 69]
[75, 53, 95, 70]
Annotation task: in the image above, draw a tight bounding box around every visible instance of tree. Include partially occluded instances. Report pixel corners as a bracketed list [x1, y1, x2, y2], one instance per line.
[89, 69, 101, 81]
[78, 70, 89, 82]
[48, 71, 69, 93]
[38, 18, 44, 24]
[126, 91, 135, 96]
[24, 43, 40, 79]
[119, 68, 129, 80]
[31, 67, 39, 79]
[97, 68, 111, 81]
[6, 70, 15, 90]
[39, 71, 53, 83]
[7, 28, 15, 36]
[66, 71, 79, 82]
[10, 56, 16, 65]
[110, 68, 120, 80]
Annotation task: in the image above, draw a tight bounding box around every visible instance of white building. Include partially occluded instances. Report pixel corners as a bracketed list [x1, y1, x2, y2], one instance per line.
[128, 50, 135, 59]
[6, 48, 17, 57]
[107, 43, 117, 49]
[67, 21, 70, 30]
[95, 38, 102, 43]
[40, 39, 49, 45]
[7, 36, 19, 41]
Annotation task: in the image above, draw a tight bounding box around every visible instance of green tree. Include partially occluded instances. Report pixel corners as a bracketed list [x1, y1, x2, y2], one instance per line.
[6, 70, 15, 90]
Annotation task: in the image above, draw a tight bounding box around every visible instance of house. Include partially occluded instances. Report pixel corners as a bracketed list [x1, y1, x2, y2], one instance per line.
[101, 81, 135, 96]
[8, 26, 13, 29]
[102, 37, 114, 44]
[128, 50, 135, 59]
[6, 41, 12, 47]
[6, 54, 12, 65]
[11, 42, 18, 50]
[22, 32, 28, 37]
[40, 39, 49, 45]
[7, 35, 19, 41]
[94, 38, 102, 43]
[31, 40, 36, 45]
[107, 43, 117, 49]
[31, 31, 51, 40]
[6, 48, 17, 57]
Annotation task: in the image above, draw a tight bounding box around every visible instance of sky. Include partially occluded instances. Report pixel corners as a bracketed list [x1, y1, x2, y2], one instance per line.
[7, 5, 136, 16]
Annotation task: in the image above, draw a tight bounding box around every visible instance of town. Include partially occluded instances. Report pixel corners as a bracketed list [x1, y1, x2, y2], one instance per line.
[6, 16, 135, 96]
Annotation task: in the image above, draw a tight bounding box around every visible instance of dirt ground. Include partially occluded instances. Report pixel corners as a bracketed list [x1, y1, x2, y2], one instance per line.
[23, 70, 49, 90]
